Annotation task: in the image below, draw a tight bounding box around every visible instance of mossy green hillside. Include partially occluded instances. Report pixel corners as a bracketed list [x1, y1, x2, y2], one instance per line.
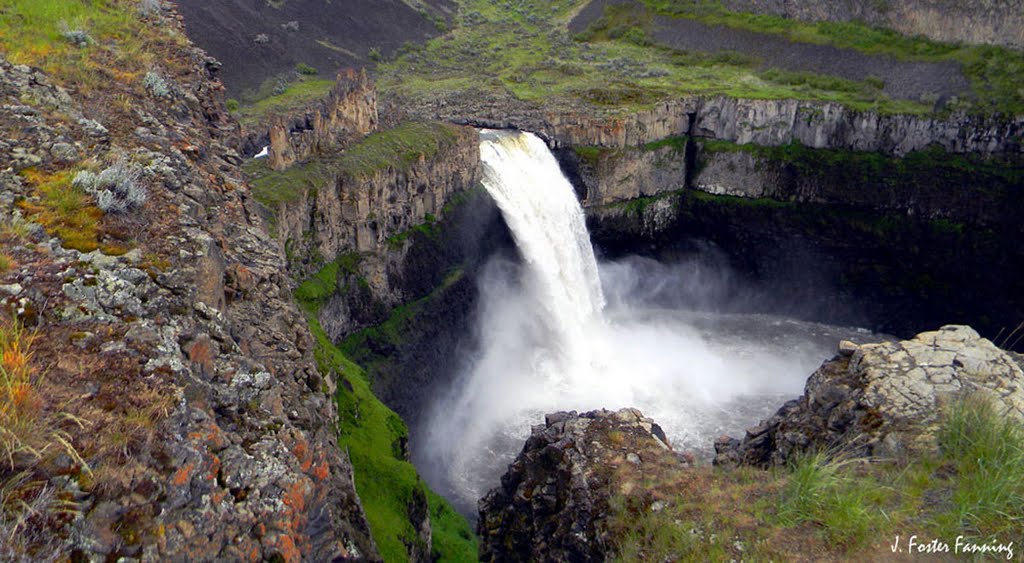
[233, 77, 335, 126]
[296, 267, 477, 562]
[641, 0, 1024, 115]
[378, 0, 973, 116]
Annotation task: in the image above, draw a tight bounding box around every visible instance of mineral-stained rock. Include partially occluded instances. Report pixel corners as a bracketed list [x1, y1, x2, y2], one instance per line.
[478, 408, 675, 562]
[715, 325, 1024, 467]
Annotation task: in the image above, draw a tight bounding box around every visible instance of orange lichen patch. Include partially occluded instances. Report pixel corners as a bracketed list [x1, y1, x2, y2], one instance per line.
[291, 438, 312, 472]
[282, 480, 307, 513]
[171, 463, 194, 487]
[312, 460, 330, 481]
[266, 534, 301, 563]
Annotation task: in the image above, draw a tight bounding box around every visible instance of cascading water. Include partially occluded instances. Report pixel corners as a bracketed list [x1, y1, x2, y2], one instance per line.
[418, 129, 875, 515]
[477, 130, 605, 384]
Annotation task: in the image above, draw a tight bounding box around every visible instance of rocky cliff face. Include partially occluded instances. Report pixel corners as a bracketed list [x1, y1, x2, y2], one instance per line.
[478, 408, 680, 562]
[273, 125, 478, 260]
[402, 90, 1023, 158]
[0, 6, 377, 561]
[715, 326, 1024, 467]
[243, 69, 378, 169]
[720, 0, 1024, 50]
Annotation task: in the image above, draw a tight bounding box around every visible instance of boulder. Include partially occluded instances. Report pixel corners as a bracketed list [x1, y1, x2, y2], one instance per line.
[478, 408, 676, 562]
[715, 325, 1024, 466]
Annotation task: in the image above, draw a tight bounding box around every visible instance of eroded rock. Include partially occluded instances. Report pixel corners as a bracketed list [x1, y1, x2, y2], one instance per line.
[715, 325, 1024, 466]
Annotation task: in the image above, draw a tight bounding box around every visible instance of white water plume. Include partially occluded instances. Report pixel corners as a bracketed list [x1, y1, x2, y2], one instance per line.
[419, 130, 872, 514]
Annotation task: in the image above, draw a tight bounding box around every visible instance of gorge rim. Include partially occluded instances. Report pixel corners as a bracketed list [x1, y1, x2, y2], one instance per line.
[412, 130, 878, 516]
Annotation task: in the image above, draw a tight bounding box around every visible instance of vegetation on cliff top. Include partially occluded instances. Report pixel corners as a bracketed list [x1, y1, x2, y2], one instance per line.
[243, 121, 461, 215]
[378, 0, 1023, 117]
[295, 263, 477, 562]
[607, 394, 1024, 560]
[642, 0, 1024, 116]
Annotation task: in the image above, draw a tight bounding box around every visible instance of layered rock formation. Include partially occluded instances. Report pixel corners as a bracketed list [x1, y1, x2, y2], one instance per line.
[478, 408, 678, 562]
[261, 69, 379, 170]
[715, 326, 1024, 467]
[0, 8, 376, 561]
[721, 0, 1024, 50]
[403, 90, 1023, 158]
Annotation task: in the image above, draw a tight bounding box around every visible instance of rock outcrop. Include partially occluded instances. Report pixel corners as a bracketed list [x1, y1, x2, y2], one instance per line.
[0, 7, 377, 561]
[478, 408, 678, 562]
[720, 0, 1024, 50]
[255, 69, 378, 170]
[401, 89, 1023, 158]
[272, 124, 479, 261]
[715, 326, 1024, 467]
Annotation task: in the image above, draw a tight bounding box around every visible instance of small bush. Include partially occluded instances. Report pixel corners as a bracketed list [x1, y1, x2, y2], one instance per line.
[137, 0, 161, 17]
[295, 62, 319, 76]
[58, 22, 93, 48]
[225, 98, 240, 112]
[142, 71, 170, 98]
[0, 254, 11, 274]
[368, 47, 383, 62]
[75, 158, 147, 214]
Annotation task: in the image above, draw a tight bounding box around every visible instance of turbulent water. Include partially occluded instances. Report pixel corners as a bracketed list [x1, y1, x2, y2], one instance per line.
[417, 130, 876, 516]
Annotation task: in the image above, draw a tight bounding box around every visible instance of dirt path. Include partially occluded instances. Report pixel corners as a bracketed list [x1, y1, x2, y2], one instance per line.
[571, 0, 969, 103]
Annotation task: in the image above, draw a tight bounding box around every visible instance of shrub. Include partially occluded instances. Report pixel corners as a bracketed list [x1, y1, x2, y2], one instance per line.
[137, 0, 161, 18]
[142, 71, 170, 98]
[58, 22, 93, 48]
[295, 62, 319, 76]
[75, 158, 147, 214]
[368, 47, 383, 62]
[225, 98, 240, 112]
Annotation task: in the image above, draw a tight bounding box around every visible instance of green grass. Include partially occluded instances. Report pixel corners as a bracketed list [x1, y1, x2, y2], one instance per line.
[642, 0, 1024, 115]
[607, 395, 1024, 560]
[242, 121, 460, 216]
[935, 395, 1024, 542]
[297, 263, 476, 562]
[777, 453, 890, 547]
[234, 77, 335, 126]
[379, 0, 1022, 116]
[378, 0, 940, 116]
[0, 0, 189, 95]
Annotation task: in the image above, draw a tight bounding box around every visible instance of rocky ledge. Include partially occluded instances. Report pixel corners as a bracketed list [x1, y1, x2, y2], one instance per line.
[716, 325, 1024, 466]
[477, 408, 683, 562]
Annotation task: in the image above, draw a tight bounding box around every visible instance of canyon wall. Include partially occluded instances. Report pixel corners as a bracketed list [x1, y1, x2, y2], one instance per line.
[406, 92, 1023, 158]
[720, 0, 1024, 50]
[240, 68, 379, 168]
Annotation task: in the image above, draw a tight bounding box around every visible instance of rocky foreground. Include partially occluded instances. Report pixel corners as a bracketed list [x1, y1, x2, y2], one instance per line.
[478, 326, 1024, 561]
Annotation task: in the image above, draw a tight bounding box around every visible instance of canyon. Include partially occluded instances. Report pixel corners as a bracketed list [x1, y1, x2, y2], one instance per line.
[1, 0, 1022, 561]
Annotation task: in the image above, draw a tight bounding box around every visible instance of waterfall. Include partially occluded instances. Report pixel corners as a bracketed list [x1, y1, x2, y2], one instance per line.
[418, 129, 847, 515]
[478, 130, 605, 368]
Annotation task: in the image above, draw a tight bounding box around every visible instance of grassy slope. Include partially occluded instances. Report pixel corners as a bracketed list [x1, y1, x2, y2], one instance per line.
[607, 395, 1024, 560]
[378, 0, 1022, 117]
[0, 0, 192, 95]
[296, 259, 477, 563]
[643, 0, 1024, 116]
